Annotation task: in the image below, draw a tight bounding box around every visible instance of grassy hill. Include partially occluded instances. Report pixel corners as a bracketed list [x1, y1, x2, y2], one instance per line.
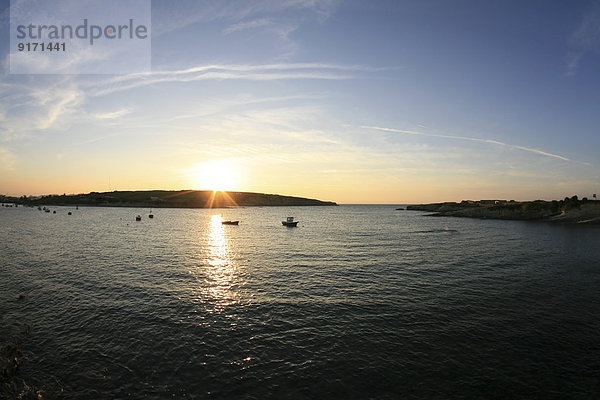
[2, 190, 337, 208]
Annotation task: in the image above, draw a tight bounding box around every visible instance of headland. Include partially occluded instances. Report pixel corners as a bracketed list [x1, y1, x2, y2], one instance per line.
[406, 196, 600, 224]
[1, 190, 337, 208]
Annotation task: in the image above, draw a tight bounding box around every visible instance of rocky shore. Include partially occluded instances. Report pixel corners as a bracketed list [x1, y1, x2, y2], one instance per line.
[407, 196, 600, 225]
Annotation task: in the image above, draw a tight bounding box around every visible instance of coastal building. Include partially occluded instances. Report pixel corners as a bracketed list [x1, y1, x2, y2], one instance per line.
[479, 200, 508, 205]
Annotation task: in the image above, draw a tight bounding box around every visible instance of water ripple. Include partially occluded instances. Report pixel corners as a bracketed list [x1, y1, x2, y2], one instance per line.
[1, 205, 599, 398]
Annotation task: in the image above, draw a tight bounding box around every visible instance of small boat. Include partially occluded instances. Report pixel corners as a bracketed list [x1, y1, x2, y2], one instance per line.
[282, 217, 298, 227]
[135, 215, 142, 221]
[222, 220, 239, 225]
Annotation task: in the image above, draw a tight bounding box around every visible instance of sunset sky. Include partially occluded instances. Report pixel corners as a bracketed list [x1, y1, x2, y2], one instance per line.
[1, 0, 599, 203]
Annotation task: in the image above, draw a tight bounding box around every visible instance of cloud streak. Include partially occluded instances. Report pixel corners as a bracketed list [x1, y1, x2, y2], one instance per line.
[151, 0, 340, 59]
[0, 76, 84, 140]
[224, 18, 273, 34]
[0, 146, 17, 171]
[153, 0, 340, 35]
[567, 3, 600, 75]
[362, 126, 586, 164]
[86, 63, 381, 97]
[93, 109, 133, 120]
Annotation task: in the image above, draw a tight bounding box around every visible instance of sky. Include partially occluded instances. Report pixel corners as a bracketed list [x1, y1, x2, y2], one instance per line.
[1, 0, 599, 203]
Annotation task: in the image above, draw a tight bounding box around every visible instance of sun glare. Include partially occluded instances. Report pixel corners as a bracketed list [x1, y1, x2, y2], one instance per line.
[193, 160, 237, 191]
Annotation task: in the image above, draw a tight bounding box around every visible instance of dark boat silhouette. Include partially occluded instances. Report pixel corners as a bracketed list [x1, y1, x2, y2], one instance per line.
[282, 217, 298, 227]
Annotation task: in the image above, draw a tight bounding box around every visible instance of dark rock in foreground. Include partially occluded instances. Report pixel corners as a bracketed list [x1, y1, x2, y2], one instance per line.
[8, 190, 337, 208]
[407, 197, 600, 224]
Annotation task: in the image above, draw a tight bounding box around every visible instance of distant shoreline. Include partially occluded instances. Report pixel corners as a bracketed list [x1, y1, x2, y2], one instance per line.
[406, 197, 600, 225]
[0, 190, 337, 208]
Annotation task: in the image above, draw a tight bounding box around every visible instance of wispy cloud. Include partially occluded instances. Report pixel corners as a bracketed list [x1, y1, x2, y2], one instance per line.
[36, 87, 82, 130]
[567, 3, 600, 75]
[152, 0, 339, 58]
[224, 18, 273, 34]
[223, 17, 301, 57]
[362, 126, 589, 165]
[153, 0, 340, 35]
[0, 146, 17, 171]
[0, 76, 84, 139]
[86, 63, 379, 97]
[93, 109, 133, 120]
[0, 60, 374, 143]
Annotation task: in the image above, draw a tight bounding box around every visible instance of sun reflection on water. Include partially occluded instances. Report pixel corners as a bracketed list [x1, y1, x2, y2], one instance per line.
[202, 214, 238, 310]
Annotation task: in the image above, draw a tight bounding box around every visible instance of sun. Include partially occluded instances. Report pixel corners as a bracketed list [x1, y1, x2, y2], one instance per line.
[192, 160, 237, 191]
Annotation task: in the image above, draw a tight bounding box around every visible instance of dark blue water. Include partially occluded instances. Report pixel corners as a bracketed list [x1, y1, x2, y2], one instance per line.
[1, 205, 599, 399]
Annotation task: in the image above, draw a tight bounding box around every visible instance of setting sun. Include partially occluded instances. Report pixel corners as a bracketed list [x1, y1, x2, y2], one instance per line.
[192, 160, 237, 191]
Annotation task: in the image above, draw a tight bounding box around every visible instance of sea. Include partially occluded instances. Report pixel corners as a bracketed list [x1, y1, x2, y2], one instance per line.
[1, 204, 599, 399]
